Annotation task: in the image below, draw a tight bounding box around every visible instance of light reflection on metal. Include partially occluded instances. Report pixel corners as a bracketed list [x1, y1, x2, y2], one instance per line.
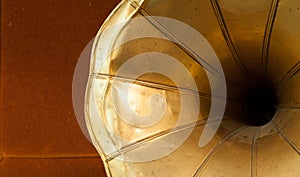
[79, 0, 300, 176]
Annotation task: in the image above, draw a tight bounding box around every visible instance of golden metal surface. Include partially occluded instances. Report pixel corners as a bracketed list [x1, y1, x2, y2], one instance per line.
[86, 0, 300, 176]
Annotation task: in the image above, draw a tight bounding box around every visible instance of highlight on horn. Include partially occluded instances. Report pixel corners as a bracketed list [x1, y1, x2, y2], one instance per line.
[83, 0, 300, 176]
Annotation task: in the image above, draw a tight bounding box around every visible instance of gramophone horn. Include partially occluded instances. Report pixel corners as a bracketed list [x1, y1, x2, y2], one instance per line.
[85, 0, 300, 176]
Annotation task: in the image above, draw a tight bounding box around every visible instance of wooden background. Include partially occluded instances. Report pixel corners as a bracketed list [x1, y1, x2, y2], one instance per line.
[1, 0, 120, 176]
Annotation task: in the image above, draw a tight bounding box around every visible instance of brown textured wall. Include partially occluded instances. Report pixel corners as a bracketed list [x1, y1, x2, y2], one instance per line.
[0, 0, 120, 176]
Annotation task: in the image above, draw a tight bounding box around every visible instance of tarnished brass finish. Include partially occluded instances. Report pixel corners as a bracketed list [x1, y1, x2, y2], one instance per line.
[86, 0, 300, 176]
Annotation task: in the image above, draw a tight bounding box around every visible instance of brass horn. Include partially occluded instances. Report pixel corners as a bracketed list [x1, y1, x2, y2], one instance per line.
[85, 0, 300, 176]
